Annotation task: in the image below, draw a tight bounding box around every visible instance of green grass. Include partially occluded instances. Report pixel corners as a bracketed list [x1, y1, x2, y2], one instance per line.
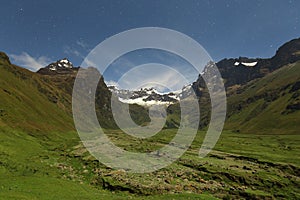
[0, 62, 74, 132]
[215, 131, 300, 165]
[1, 126, 299, 199]
[70, 129, 300, 199]
[0, 175, 217, 200]
[0, 176, 111, 200]
[225, 61, 300, 134]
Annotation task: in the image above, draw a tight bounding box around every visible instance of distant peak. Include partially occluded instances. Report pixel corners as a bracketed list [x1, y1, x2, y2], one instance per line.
[37, 58, 78, 75]
[48, 58, 73, 71]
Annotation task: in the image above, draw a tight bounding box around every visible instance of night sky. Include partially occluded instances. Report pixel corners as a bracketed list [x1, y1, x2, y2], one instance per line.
[0, 0, 299, 87]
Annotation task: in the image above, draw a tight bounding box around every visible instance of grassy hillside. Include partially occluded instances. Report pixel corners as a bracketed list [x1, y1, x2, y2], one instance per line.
[226, 61, 300, 134]
[0, 53, 150, 131]
[0, 54, 74, 132]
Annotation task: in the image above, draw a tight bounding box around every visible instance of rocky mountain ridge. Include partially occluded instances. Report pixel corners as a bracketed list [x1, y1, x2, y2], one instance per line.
[107, 38, 300, 107]
[107, 85, 196, 106]
[192, 37, 300, 96]
[37, 58, 79, 75]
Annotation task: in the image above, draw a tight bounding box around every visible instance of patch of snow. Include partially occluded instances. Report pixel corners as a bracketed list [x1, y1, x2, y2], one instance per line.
[152, 89, 167, 95]
[146, 90, 152, 95]
[168, 94, 180, 100]
[49, 66, 56, 71]
[241, 61, 258, 67]
[234, 62, 240, 66]
[182, 84, 192, 92]
[61, 59, 69, 63]
[61, 63, 72, 68]
[118, 97, 173, 106]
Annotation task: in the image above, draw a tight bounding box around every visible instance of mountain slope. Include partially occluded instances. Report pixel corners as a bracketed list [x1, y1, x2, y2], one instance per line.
[37, 59, 150, 128]
[0, 53, 150, 132]
[192, 38, 300, 90]
[225, 61, 300, 134]
[185, 38, 300, 132]
[0, 53, 74, 132]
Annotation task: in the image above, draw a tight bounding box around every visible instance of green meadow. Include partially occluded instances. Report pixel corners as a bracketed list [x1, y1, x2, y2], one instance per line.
[0, 126, 298, 199]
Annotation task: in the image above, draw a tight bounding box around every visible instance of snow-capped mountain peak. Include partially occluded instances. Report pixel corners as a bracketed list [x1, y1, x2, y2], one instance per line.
[108, 86, 183, 106]
[108, 83, 199, 107]
[37, 58, 78, 75]
[48, 58, 73, 71]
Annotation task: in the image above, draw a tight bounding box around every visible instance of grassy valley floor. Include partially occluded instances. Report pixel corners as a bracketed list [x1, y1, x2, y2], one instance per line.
[0, 127, 299, 199]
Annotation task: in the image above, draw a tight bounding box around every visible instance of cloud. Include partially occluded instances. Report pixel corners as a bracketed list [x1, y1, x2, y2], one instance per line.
[106, 80, 119, 87]
[117, 63, 189, 92]
[64, 46, 85, 58]
[83, 58, 98, 68]
[9, 52, 52, 71]
[64, 40, 91, 60]
[76, 40, 90, 51]
[103, 49, 200, 91]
